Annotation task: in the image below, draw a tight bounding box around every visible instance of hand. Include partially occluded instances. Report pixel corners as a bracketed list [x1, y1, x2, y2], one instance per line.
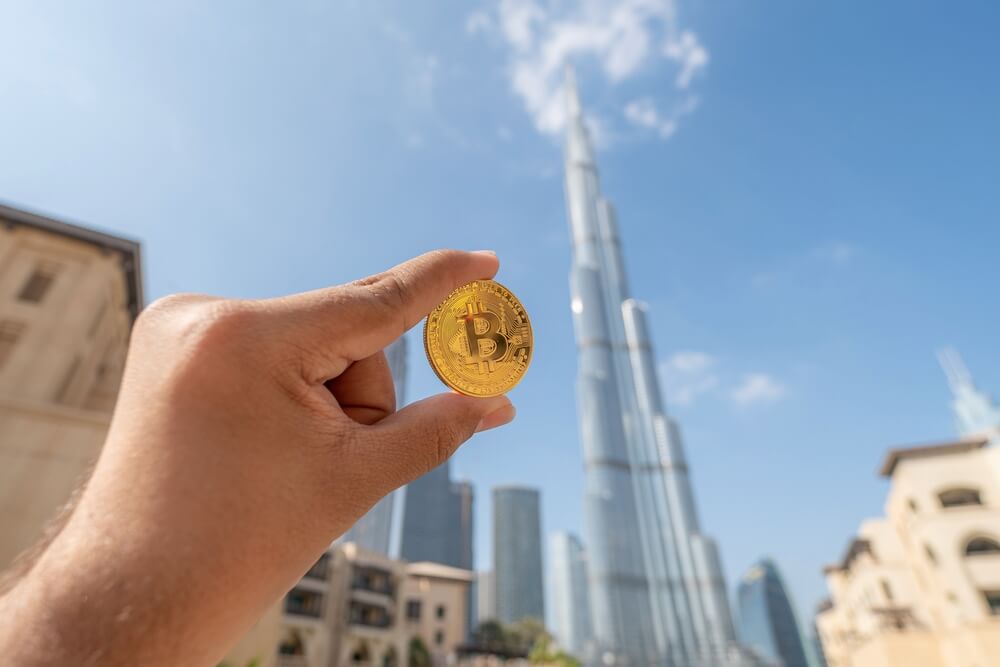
[0, 250, 515, 667]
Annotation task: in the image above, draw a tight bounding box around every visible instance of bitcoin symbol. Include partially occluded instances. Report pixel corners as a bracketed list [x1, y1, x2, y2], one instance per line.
[462, 301, 507, 373]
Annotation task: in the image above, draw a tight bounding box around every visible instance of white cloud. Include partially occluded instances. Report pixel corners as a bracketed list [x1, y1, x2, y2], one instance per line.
[664, 29, 709, 89]
[662, 351, 719, 406]
[465, 10, 493, 35]
[732, 373, 786, 406]
[472, 0, 709, 137]
[813, 241, 857, 265]
[624, 98, 677, 138]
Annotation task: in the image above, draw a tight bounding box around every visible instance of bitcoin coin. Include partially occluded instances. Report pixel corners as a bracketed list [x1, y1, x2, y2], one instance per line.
[423, 279, 533, 397]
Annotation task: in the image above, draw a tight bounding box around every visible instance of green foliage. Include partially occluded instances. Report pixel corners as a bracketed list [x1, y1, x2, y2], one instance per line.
[470, 617, 579, 665]
[409, 635, 432, 667]
[216, 659, 260, 667]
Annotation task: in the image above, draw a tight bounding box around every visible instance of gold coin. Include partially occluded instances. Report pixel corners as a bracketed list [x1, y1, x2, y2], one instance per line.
[423, 279, 533, 397]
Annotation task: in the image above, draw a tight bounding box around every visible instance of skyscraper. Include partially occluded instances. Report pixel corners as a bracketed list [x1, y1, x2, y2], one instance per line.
[550, 532, 592, 657]
[343, 337, 408, 555]
[475, 570, 496, 623]
[563, 67, 752, 667]
[938, 347, 1000, 437]
[399, 461, 469, 568]
[735, 559, 810, 667]
[493, 486, 544, 624]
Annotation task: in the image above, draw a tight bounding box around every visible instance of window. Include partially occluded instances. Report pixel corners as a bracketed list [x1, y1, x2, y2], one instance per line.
[434, 630, 444, 646]
[925, 543, 938, 565]
[965, 537, 1000, 556]
[939, 487, 982, 508]
[285, 587, 324, 618]
[0, 320, 25, 369]
[17, 262, 59, 303]
[908, 498, 919, 512]
[881, 579, 894, 602]
[436, 604, 445, 620]
[406, 599, 422, 620]
[984, 591, 1000, 616]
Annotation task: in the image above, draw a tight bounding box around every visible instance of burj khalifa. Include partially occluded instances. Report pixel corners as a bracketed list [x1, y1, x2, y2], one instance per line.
[564, 68, 757, 667]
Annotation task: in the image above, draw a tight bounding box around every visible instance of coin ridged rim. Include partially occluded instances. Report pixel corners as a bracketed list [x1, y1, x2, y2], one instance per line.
[422, 279, 532, 397]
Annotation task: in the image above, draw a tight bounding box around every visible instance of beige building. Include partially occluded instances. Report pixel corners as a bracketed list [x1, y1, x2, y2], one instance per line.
[278, 542, 411, 667]
[403, 561, 474, 666]
[816, 437, 1000, 667]
[0, 203, 142, 571]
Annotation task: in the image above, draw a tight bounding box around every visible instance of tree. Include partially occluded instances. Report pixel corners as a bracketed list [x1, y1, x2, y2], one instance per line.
[409, 636, 432, 667]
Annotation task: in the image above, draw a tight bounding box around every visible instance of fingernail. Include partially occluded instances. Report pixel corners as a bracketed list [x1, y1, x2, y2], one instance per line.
[475, 404, 516, 433]
[471, 250, 497, 257]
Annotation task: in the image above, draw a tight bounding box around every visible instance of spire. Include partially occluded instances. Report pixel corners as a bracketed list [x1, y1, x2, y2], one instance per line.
[564, 63, 595, 167]
[937, 346, 972, 391]
[937, 347, 1000, 437]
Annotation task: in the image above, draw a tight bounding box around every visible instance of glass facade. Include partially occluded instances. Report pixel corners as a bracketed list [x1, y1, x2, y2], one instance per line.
[493, 486, 545, 623]
[736, 559, 810, 667]
[550, 532, 592, 657]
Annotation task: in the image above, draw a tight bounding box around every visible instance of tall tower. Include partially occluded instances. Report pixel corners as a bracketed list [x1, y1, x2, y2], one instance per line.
[550, 532, 594, 657]
[938, 347, 1000, 437]
[564, 68, 748, 667]
[493, 486, 545, 623]
[735, 559, 811, 667]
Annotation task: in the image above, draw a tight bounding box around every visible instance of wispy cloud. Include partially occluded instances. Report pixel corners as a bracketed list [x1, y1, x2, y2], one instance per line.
[732, 373, 786, 406]
[662, 351, 719, 406]
[813, 241, 857, 265]
[470, 0, 709, 140]
[662, 352, 788, 409]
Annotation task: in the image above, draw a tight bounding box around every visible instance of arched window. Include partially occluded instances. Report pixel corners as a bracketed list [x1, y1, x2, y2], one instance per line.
[938, 487, 982, 508]
[965, 537, 1000, 556]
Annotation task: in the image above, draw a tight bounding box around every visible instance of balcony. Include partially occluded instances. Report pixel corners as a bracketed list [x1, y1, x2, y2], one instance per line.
[349, 600, 393, 629]
[285, 587, 325, 619]
[304, 553, 331, 582]
[351, 565, 395, 597]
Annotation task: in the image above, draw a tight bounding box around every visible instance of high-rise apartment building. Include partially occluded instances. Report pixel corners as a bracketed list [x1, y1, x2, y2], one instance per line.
[816, 353, 1000, 666]
[563, 68, 753, 667]
[549, 532, 592, 657]
[736, 559, 810, 667]
[399, 462, 472, 570]
[475, 570, 496, 624]
[492, 486, 544, 624]
[0, 203, 142, 570]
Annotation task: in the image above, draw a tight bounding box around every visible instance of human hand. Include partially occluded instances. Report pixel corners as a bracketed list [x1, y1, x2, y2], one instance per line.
[0, 249, 515, 667]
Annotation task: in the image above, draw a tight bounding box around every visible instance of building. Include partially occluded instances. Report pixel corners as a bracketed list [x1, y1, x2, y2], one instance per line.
[279, 542, 410, 667]
[493, 486, 544, 624]
[398, 461, 473, 570]
[343, 337, 408, 556]
[562, 68, 753, 666]
[475, 570, 496, 624]
[736, 559, 810, 667]
[0, 202, 142, 571]
[549, 532, 592, 657]
[816, 352, 1000, 667]
[403, 561, 474, 666]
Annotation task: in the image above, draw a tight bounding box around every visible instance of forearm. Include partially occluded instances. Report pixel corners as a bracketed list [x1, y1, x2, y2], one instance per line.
[0, 440, 328, 666]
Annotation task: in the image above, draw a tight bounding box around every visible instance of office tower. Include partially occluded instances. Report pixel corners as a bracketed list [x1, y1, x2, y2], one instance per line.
[736, 559, 810, 667]
[0, 203, 142, 570]
[343, 337, 408, 555]
[476, 570, 496, 623]
[938, 347, 1000, 437]
[493, 486, 544, 623]
[563, 67, 750, 667]
[550, 532, 592, 657]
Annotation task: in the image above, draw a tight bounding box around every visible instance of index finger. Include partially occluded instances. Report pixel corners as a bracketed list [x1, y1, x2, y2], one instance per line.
[275, 249, 499, 367]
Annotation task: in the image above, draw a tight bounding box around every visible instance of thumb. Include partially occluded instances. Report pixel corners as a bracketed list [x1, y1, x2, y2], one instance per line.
[367, 392, 515, 488]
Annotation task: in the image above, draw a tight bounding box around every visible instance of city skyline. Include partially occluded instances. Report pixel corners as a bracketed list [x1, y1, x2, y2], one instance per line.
[2, 0, 999, 619]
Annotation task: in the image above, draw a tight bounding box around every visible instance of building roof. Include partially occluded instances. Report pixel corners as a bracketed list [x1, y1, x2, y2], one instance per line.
[406, 561, 474, 583]
[0, 202, 144, 320]
[824, 538, 872, 574]
[878, 435, 989, 477]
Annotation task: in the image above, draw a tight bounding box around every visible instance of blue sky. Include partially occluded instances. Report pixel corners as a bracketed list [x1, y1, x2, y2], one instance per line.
[3, 0, 1000, 624]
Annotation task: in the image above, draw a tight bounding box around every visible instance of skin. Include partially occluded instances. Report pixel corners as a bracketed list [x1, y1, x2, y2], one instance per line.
[0, 249, 515, 667]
